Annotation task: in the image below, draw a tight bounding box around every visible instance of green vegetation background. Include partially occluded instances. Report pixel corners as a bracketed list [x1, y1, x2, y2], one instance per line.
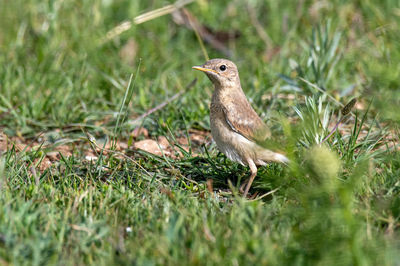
[0, 0, 399, 265]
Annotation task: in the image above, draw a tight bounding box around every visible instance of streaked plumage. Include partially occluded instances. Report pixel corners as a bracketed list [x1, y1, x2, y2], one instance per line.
[193, 58, 288, 196]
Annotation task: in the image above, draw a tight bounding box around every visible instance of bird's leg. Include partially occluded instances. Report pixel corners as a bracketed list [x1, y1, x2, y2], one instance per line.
[239, 179, 249, 193]
[243, 159, 257, 197]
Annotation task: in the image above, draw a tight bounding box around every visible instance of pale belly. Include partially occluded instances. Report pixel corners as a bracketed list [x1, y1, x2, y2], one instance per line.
[210, 112, 257, 166]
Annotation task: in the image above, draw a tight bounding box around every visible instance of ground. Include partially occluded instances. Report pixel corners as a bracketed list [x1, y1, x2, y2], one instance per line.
[0, 0, 400, 265]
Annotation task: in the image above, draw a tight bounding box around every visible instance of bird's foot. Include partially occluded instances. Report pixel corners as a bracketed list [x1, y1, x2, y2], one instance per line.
[239, 180, 259, 199]
[239, 179, 249, 194]
[249, 192, 259, 200]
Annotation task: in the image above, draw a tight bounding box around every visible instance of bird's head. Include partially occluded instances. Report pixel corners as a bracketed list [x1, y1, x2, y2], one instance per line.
[192, 58, 240, 87]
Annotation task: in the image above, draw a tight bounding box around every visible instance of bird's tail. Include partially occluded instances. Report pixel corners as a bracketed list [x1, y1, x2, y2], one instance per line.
[273, 153, 290, 164]
[256, 148, 290, 164]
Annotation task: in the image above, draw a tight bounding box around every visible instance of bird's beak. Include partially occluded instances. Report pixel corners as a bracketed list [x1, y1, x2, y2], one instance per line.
[192, 66, 218, 74]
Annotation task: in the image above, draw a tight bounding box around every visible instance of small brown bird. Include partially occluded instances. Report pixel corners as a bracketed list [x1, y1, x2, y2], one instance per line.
[193, 58, 288, 197]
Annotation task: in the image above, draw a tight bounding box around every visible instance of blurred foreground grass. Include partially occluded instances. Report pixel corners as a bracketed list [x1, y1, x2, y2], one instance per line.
[0, 0, 400, 265]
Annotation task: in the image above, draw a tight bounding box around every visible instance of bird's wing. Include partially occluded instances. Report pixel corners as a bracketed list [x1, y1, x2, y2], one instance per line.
[222, 96, 271, 143]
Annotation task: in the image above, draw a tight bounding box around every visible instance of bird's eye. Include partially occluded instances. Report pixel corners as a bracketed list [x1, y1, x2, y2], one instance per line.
[219, 65, 227, 71]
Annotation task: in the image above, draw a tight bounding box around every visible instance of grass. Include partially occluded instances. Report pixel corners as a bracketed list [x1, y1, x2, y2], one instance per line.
[1, 0, 400, 265]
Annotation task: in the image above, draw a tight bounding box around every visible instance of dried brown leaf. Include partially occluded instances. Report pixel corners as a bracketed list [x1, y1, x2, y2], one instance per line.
[134, 139, 169, 156]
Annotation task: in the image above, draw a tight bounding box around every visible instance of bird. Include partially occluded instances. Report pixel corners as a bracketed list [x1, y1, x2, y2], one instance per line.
[192, 58, 289, 197]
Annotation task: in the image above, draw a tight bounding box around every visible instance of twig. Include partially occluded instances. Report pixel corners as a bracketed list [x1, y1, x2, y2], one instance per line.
[103, 0, 195, 43]
[128, 78, 197, 126]
[135, 0, 195, 24]
[172, 8, 232, 57]
[321, 118, 344, 144]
